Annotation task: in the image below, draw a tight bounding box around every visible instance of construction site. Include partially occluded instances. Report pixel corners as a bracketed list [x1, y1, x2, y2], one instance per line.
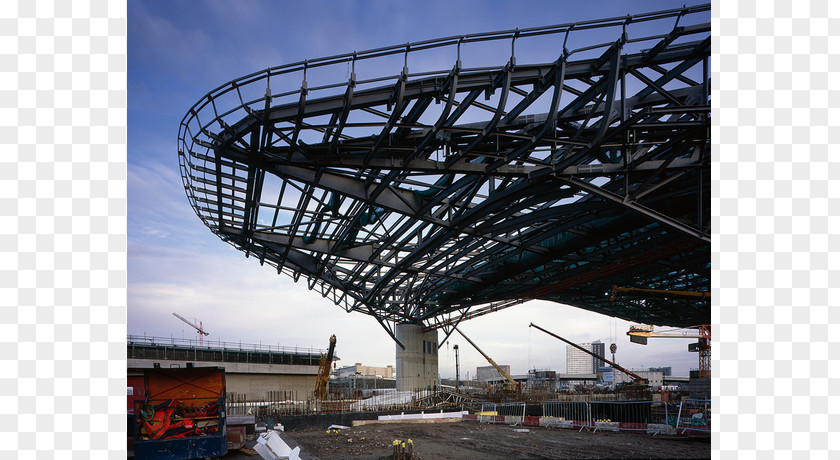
[129, 3, 712, 459]
[128, 316, 711, 459]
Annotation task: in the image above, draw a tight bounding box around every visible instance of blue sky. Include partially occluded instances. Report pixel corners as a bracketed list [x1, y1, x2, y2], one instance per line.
[127, 0, 709, 378]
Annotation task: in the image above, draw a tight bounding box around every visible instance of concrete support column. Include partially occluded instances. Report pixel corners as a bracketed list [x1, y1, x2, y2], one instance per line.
[395, 323, 438, 391]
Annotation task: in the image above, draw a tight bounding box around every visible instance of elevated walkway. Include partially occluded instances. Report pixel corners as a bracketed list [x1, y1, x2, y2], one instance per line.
[127, 336, 329, 400]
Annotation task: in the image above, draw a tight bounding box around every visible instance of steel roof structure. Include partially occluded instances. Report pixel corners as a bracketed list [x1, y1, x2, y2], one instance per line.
[178, 4, 711, 347]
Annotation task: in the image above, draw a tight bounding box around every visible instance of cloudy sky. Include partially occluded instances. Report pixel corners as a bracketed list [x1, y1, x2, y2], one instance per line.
[127, 0, 709, 379]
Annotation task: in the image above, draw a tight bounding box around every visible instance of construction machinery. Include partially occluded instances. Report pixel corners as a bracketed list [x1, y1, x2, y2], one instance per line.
[313, 335, 337, 400]
[454, 327, 518, 392]
[529, 323, 648, 385]
[172, 312, 209, 346]
[627, 324, 711, 378]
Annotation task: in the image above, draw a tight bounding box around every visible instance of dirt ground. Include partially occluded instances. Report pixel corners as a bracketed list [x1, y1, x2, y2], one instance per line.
[277, 420, 711, 460]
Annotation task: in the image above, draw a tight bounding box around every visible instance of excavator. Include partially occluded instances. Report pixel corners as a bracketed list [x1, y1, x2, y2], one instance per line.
[454, 327, 520, 394]
[313, 335, 336, 400]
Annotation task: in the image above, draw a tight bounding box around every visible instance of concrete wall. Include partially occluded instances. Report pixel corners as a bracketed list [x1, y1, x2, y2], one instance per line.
[127, 359, 321, 401]
[395, 324, 438, 391]
[127, 359, 318, 376]
[226, 373, 317, 400]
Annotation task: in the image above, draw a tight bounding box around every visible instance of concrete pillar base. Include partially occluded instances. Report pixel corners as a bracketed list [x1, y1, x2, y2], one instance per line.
[395, 324, 438, 391]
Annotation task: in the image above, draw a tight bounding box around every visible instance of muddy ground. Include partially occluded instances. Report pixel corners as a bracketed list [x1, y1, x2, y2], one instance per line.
[279, 420, 711, 459]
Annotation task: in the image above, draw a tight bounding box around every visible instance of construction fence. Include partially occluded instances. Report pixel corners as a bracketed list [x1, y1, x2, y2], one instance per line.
[226, 389, 452, 421]
[226, 390, 710, 436]
[469, 399, 710, 435]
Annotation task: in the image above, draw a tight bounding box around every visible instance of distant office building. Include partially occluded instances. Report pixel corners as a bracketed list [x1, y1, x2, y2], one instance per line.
[476, 365, 511, 382]
[647, 366, 672, 376]
[613, 370, 664, 388]
[566, 341, 606, 374]
[335, 363, 395, 379]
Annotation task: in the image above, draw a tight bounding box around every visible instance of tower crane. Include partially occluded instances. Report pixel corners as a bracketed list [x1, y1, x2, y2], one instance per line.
[609, 285, 712, 379]
[172, 312, 209, 346]
[626, 324, 711, 378]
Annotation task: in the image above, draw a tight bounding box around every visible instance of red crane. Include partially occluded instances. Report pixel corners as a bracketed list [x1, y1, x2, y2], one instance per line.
[172, 312, 209, 346]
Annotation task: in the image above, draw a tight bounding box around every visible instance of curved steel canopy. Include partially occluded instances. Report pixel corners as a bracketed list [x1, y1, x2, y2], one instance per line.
[178, 4, 711, 345]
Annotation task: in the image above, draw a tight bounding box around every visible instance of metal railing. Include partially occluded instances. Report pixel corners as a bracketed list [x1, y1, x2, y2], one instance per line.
[127, 334, 327, 355]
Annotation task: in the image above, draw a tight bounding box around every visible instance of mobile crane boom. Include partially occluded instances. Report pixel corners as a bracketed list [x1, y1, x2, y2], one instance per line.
[314, 335, 337, 400]
[454, 327, 518, 388]
[529, 322, 647, 384]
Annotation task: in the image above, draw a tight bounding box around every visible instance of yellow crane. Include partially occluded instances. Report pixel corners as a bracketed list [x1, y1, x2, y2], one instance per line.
[313, 335, 337, 400]
[454, 327, 518, 391]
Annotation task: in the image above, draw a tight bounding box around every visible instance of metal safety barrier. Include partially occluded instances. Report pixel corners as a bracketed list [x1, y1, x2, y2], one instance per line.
[673, 399, 711, 435]
[478, 403, 496, 424]
[541, 401, 591, 431]
[589, 401, 668, 433]
[495, 403, 527, 425]
[538, 400, 694, 435]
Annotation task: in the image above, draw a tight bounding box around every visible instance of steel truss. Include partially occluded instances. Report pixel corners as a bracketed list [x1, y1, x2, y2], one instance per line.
[178, 4, 711, 346]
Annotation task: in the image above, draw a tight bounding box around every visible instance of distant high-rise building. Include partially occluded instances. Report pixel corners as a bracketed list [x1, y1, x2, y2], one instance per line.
[566, 341, 605, 374]
[591, 340, 605, 373]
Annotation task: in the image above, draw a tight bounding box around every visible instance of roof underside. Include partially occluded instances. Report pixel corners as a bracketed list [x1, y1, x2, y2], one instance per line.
[178, 5, 711, 341]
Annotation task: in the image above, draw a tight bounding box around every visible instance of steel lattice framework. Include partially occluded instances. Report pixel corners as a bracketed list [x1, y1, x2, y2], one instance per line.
[178, 5, 711, 347]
